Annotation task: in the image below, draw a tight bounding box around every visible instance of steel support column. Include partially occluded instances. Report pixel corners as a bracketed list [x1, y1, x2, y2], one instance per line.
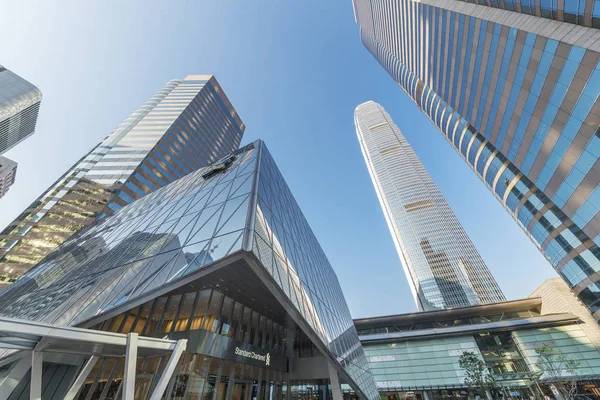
[148, 339, 187, 400]
[123, 332, 138, 400]
[30, 351, 43, 400]
[63, 356, 98, 400]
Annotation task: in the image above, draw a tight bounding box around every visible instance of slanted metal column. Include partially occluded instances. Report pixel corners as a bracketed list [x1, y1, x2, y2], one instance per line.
[327, 362, 343, 400]
[30, 351, 43, 400]
[550, 384, 566, 400]
[63, 356, 98, 400]
[123, 332, 138, 400]
[148, 339, 187, 400]
[0, 354, 32, 400]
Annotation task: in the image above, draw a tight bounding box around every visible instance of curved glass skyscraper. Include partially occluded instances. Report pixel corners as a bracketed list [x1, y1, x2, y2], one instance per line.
[353, 0, 600, 319]
[355, 101, 505, 311]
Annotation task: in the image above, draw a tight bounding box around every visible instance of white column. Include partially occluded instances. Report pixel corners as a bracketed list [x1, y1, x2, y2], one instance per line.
[327, 362, 343, 400]
[63, 356, 98, 400]
[30, 351, 43, 400]
[550, 384, 566, 400]
[123, 332, 138, 400]
[149, 339, 187, 400]
[423, 390, 431, 400]
[0, 354, 31, 400]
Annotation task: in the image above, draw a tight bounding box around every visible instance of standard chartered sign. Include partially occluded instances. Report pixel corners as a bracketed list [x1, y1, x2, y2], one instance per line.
[235, 347, 271, 366]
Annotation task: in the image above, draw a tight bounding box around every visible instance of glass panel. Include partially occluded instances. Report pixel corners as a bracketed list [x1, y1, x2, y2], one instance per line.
[203, 290, 224, 332]
[190, 290, 211, 330]
[161, 294, 182, 333]
[119, 308, 138, 333]
[173, 292, 197, 332]
[239, 306, 252, 343]
[219, 296, 234, 336]
[130, 301, 152, 334]
[203, 358, 223, 400]
[142, 297, 166, 335]
[250, 310, 260, 345]
[229, 301, 243, 339]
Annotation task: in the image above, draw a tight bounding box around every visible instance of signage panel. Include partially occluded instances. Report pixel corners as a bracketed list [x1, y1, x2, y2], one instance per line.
[170, 329, 287, 371]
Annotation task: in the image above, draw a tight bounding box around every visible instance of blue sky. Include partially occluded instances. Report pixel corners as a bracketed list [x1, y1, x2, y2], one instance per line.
[0, 1, 556, 317]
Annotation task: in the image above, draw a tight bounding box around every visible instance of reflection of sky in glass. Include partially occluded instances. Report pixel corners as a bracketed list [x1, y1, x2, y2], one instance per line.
[0, 145, 257, 327]
[0, 140, 379, 399]
[252, 143, 379, 399]
[355, 102, 505, 312]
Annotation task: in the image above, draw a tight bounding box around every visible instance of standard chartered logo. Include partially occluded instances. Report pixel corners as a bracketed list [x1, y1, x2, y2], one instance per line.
[235, 347, 271, 366]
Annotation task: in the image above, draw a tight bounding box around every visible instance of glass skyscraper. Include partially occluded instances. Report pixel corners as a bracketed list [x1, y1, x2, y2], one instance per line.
[353, 0, 600, 318]
[0, 75, 244, 289]
[0, 64, 42, 155]
[0, 141, 379, 400]
[355, 101, 505, 311]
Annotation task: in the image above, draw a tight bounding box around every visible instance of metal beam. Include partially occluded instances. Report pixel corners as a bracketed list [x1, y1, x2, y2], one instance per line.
[34, 337, 50, 352]
[123, 333, 138, 400]
[149, 339, 187, 400]
[0, 317, 178, 353]
[30, 351, 43, 400]
[0, 343, 32, 350]
[63, 356, 98, 400]
[0, 350, 30, 369]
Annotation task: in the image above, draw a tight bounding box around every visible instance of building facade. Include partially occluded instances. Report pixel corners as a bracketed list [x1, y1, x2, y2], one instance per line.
[457, 0, 600, 28]
[0, 75, 244, 289]
[0, 141, 378, 400]
[355, 101, 505, 311]
[355, 297, 600, 399]
[0, 65, 42, 155]
[352, 0, 600, 319]
[531, 276, 600, 350]
[0, 156, 17, 199]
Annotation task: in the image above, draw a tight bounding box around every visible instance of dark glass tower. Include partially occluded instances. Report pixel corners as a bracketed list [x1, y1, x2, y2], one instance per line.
[353, 0, 600, 318]
[0, 75, 244, 289]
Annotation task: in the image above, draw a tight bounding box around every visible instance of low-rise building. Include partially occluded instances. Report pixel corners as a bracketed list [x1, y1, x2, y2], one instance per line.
[356, 288, 600, 400]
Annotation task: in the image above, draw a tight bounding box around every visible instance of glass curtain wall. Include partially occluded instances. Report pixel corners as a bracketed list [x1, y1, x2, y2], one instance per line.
[457, 0, 600, 28]
[80, 287, 289, 400]
[94, 288, 289, 356]
[75, 354, 288, 400]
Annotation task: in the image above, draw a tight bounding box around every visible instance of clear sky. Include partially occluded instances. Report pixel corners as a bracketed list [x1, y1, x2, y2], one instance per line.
[0, 1, 557, 318]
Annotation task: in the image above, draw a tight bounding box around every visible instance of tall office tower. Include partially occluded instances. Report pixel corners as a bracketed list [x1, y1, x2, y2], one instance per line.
[0, 141, 379, 400]
[355, 101, 505, 311]
[353, 1, 600, 318]
[0, 75, 244, 289]
[0, 65, 42, 155]
[0, 156, 17, 199]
